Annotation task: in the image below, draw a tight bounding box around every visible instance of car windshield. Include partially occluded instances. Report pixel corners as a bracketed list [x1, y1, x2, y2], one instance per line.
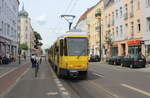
[67, 38, 88, 56]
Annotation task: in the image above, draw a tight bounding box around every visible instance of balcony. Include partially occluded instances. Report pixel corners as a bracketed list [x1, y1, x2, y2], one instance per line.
[107, 24, 110, 27]
[95, 11, 101, 18]
[124, 13, 128, 20]
[95, 26, 101, 31]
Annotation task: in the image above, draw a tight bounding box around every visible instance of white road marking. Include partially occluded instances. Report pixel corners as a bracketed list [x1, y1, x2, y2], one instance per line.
[56, 80, 61, 84]
[62, 91, 69, 95]
[0, 68, 17, 78]
[60, 87, 66, 91]
[93, 73, 104, 78]
[121, 84, 150, 97]
[49, 64, 71, 98]
[57, 83, 63, 87]
[47, 92, 58, 96]
[89, 81, 118, 98]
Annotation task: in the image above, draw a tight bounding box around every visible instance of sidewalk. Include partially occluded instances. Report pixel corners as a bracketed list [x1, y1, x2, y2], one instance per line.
[135, 64, 150, 73]
[3, 61, 62, 98]
[0, 58, 29, 76]
[0, 58, 31, 97]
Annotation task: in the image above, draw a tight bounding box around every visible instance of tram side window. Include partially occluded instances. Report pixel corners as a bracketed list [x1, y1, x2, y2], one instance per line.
[60, 39, 63, 56]
[64, 38, 68, 56]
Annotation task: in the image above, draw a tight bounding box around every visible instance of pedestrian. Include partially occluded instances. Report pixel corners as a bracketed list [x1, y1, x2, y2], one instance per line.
[0, 56, 2, 64]
[40, 56, 42, 64]
[23, 52, 26, 61]
[31, 54, 36, 68]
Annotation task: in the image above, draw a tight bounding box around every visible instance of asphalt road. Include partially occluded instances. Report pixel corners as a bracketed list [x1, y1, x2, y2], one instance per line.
[3, 62, 150, 98]
[60, 63, 150, 98]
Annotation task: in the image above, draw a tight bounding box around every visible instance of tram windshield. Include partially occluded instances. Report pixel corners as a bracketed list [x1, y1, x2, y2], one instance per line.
[67, 38, 88, 56]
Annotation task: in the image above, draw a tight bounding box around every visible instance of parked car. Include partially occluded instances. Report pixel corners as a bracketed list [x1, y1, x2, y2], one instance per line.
[89, 55, 100, 62]
[114, 56, 124, 65]
[108, 56, 124, 65]
[122, 54, 146, 68]
[108, 56, 116, 65]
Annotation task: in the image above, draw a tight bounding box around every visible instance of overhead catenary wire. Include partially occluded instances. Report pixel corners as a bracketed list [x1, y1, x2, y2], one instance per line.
[67, 0, 80, 14]
[64, 0, 76, 13]
[54, 0, 80, 32]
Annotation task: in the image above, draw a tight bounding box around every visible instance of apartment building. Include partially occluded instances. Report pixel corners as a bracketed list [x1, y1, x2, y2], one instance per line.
[18, 6, 35, 56]
[141, 0, 150, 56]
[122, 0, 142, 55]
[0, 0, 19, 57]
[75, 9, 90, 32]
[103, 0, 115, 57]
[87, 0, 104, 56]
[114, 0, 126, 56]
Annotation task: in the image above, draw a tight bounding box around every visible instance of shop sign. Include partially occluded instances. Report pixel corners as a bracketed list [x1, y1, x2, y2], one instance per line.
[140, 41, 145, 44]
[127, 40, 141, 45]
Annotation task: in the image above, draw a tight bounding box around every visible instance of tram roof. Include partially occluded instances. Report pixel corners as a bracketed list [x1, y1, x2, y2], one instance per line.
[57, 29, 88, 40]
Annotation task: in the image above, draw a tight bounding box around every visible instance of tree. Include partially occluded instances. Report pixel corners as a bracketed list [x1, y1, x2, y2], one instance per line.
[19, 43, 28, 50]
[45, 48, 49, 53]
[34, 31, 43, 49]
[105, 31, 113, 57]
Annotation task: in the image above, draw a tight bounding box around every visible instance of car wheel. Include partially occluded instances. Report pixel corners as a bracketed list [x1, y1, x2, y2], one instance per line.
[114, 61, 116, 65]
[130, 64, 134, 68]
[121, 63, 124, 67]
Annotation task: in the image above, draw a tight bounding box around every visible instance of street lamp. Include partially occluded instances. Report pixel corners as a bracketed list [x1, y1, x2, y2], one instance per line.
[95, 9, 102, 62]
[60, 15, 75, 30]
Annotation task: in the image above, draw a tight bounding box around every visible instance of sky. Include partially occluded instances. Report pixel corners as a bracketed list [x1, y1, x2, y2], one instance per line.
[19, 0, 100, 49]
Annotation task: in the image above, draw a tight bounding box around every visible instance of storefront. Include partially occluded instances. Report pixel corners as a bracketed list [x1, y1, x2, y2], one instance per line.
[144, 40, 150, 56]
[0, 36, 17, 57]
[111, 42, 118, 56]
[127, 40, 142, 55]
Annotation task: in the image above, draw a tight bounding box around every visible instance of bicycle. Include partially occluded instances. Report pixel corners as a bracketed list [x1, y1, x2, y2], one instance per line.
[35, 63, 39, 77]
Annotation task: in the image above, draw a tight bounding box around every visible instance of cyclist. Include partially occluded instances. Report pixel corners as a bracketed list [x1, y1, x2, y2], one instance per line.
[34, 55, 41, 77]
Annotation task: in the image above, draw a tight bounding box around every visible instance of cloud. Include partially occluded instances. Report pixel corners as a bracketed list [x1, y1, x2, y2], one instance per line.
[35, 14, 47, 25]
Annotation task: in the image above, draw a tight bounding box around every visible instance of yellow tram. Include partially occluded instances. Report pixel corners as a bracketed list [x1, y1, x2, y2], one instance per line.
[48, 30, 89, 78]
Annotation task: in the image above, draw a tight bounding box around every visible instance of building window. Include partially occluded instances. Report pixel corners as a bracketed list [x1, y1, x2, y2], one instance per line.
[112, 12, 115, 25]
[137, 0, 140, 9]
[131, 22, 134, 38]
[137, 19, 141, 32]
[147, 18, 150, 31]
[146, 0, 150, 7]
[112, 28, 114, 40]
[116, 27, 118, 37]
[130, 0, 134, 17]
[120, 25, 123, 37]
[120, 7, 122, 17]
[116, 9, 118, 18]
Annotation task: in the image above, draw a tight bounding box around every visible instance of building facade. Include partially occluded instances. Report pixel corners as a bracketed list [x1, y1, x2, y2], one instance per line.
[122, 0, 142, 56]
[75, 10, 89, 32]
[87, 1, 104, 56]
[18, 6, 35, 56]
[0, 0, 19, 57]
[103, 0, 115, 57]
[78, 0, 150, 60]
[141, 0, 150, 57]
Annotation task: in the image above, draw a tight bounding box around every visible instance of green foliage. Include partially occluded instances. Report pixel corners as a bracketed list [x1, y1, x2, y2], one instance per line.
[45, 48, 49, 53]
[19, 43, 28, 50]
[34, 31, 43, 49]
[105, 31, 112, 46]
[34, 31, 42, 40]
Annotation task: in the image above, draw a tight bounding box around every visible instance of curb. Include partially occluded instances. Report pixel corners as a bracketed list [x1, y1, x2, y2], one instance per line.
[0, 62, 30, 96]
